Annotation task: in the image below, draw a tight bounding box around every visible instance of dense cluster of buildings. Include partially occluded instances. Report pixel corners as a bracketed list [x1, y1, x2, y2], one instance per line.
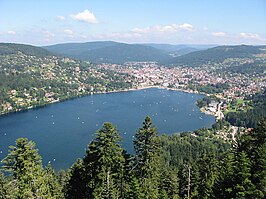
[98, 62, 266, 100]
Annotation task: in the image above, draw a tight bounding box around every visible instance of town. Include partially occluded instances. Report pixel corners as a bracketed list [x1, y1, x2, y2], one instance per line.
[97, 61, 266, 116]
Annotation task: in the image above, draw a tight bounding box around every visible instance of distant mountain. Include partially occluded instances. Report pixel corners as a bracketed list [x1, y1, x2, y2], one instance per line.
[144, 44, 189, 52]
[170, 47, 200, 57]
[144, 43, 216, 52]
[167, 45, 266, 67]
[0, 43, 53, 57]
[43, 41, 117, 57]
[44, 41, 173, 64]
[144, 44, 199, 57]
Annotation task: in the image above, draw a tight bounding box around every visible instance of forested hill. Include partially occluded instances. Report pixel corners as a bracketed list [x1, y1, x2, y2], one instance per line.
[0, 43, 54, 57]
[0, 43, 135, 115]
[167, 45, 266, 67]
[225, 89, 266, 128]
[44, 41, 173, 64]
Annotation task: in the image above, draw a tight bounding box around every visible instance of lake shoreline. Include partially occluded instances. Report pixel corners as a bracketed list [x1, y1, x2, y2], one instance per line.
[0, 88, 215, 170]
[0, 86, 212, 117]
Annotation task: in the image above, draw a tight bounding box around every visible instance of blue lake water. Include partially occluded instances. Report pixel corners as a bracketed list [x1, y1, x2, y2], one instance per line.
[0, 88, 215, 170]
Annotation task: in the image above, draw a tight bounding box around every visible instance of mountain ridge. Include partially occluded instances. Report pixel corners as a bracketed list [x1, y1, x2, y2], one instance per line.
[166, 44, 266, 67]
[44, 41, 174, 64]
[0, 43, 54, 57]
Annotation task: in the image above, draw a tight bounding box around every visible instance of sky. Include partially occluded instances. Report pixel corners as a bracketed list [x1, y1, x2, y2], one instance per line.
[0, 0, 266, 46]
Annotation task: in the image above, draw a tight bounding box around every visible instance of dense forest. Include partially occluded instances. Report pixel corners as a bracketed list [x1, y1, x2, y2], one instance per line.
[0, 43, 54, 57]
[0, 116, 265, 198]
[225, 90, 266, 128]
[44, 41, 172, 64]
[167, 45, 266, 67]
[187, 83, 230, 94]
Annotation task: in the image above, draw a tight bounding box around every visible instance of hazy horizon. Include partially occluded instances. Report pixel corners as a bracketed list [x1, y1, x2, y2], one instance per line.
[1, 0, 266, 46]
[2, 40, 266, 48]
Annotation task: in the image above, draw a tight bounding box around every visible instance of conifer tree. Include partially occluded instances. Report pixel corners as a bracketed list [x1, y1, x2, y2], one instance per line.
[120, 151, 135, 199]
[84, 122, 125, 199]
[2, 138, 47, 198]
[0, 172, 7, 199]
[196, 154, 218, 199]
[250, 119, 266, 197]
[159, 167, 179, 199]
[236, 117, 266, 198]
[213, 151, 235, 198]
[234, 151, 255, 198]
[252, 143, 266, 198]
[133, 116, 160, 198]
[44, 163, 64, 198]
[64, 158, 87, 199]
[178, 162, 200, 199]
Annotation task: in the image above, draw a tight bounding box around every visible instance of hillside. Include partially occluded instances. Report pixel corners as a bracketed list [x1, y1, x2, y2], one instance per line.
[145, 43, 216, 51]
[0, 43, 54, 57]
[0, 43, 135, 115]
[44, 41, 173, 64]
[43, 41, 117, 56]
[167, 45, 266, 67]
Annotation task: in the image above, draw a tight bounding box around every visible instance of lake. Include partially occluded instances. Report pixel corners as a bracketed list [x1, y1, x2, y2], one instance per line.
[0, 88, 215, 170]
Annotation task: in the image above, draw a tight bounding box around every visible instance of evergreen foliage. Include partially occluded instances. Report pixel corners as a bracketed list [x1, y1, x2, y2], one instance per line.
[84, 122, 125, 198]
[64, 159, 87, 199]
[1, 138, 62, 198]
[132, 116, 161, 198]
[225, 90, 266, 128]
[0, 117, 265, 198]
[0, 172, 6, 199]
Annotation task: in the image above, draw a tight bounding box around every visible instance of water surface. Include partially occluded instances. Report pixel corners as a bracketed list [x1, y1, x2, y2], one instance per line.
[0, 88, 215, 170]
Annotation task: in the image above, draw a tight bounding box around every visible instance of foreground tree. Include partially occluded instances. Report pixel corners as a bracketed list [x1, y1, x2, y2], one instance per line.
[234, 151, 255, 198]
[2, 138, 48, 198]
[132, 116, 161, 198]
[43, 163, 64, 198]
[84, 122, 125, 198]
[237, 118, 266, 198]
[213, 151, 235, 198]
[196, 154, 218, 199]
[64, 159, 87, 199]
[214, 118, 266, 198]
[0, 172, 7, 199]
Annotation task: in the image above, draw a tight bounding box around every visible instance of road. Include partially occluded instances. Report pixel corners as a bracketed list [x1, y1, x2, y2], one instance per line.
[231, 126, 238, 143]
[216, 102, 224, 120]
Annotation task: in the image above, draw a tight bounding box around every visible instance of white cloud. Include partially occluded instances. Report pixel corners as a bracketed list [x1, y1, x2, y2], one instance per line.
[43, 31, 55, 38]
[7, 30, 16, 35]
[57, 16, 66, 21]
[212, 32, 226, 37]
[71, 9, 98, 23]
[154, 24, 178, 33]
[239, 32, 261, 40]
[64, 29, 73, 35]
[63, 29, 74, 38]
[132, 23, 195, 34]
[132, 27, 151, 34]
[179, 23, 195, 32]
